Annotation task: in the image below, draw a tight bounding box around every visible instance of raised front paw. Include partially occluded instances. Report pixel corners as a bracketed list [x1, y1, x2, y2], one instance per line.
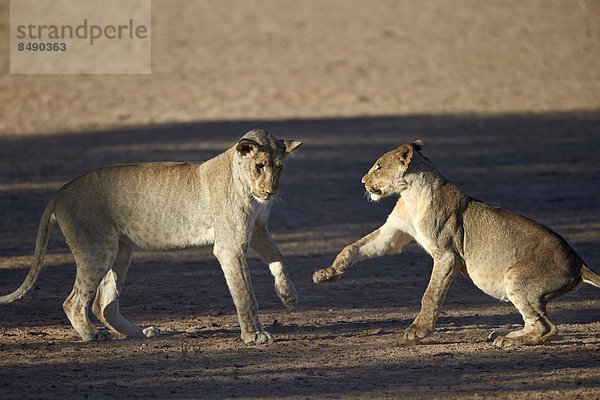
[313, 267, 341, 284]
[242, 331, 274, 345]
[276, 280, 299, 309]
[397, 324, 432, 346]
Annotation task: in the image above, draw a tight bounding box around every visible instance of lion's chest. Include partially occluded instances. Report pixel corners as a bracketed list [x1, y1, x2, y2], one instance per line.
[387, 213, 435, 256]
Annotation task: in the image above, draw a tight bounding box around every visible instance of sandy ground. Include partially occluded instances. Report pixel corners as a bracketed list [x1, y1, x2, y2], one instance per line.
[1, 116, 599, 399]
[1, 1, 600, 399]
[1, 0, 600, 136]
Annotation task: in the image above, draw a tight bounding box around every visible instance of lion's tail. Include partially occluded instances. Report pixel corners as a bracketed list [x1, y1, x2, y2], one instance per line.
[582, 264, 600, 288]
[0, 197, 57, 303]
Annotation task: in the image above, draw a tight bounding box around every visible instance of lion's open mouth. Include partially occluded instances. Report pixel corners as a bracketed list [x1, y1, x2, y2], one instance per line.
[367, 187, 383, 196]
[253, 192, 276, 202]
[366, 186, 384, 202]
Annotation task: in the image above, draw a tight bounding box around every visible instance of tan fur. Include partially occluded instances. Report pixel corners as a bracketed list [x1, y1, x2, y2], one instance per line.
[0, 129, 302, 344]
[313, 140, 600, 348]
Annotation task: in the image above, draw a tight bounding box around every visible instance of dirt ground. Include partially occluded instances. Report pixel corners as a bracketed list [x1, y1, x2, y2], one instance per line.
[1, 1, 600, 400]
[0, 116, 599, 399]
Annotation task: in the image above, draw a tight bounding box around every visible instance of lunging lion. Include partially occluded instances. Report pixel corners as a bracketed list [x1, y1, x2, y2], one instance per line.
[1, 129, 302, 344]
[313, 140, 599, 348]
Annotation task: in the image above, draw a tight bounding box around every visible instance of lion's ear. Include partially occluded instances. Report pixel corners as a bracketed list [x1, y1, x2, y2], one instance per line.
[283, 140, 303, 155]
[412, 139, 423, 151]
[395, 144, 414, 167]
[235, 139, 260, 157]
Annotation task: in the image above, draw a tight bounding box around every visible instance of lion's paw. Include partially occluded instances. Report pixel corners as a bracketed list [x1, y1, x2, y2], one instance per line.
[143, 326, 160, 338]
[398, 324, 431, 346]
[84, 329, 112, 342]
[493, 334, 545, 348]
[242, 331, 274, 345]
[313, 268, 341, 284]
[276, 281, 299, 310]
[397, 335, 421, 346]
[280, 291, 298, 310]
[493, 335, 519, 349]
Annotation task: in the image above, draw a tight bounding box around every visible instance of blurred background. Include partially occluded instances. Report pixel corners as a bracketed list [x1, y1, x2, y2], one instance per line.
[1, 0, 599, 136]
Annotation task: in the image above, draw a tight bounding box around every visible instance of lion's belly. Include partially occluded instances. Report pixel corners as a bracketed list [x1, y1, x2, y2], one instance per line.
[121, 216, 215, 251]
[464, 262, 510, 301]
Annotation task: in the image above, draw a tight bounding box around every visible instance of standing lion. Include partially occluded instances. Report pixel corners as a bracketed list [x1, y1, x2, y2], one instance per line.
[1, 129, 301, 344]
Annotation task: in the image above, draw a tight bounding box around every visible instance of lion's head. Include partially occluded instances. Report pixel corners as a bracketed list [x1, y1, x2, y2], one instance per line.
[234, 129, 302, 202]
[362, 140, 424, 201]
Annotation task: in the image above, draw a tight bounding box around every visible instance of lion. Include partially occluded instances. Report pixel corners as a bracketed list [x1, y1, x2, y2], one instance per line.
[313, 140, 600, 348]
[0, 129, 302, 344]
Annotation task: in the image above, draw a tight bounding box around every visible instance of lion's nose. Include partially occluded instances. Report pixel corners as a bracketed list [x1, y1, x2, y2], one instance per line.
[361, 175, 367, 184]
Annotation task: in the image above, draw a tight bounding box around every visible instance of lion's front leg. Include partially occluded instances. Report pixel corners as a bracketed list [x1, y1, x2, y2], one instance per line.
[399, 252, 460, 345]
[250, 221, 298, 309]
[213, 244, 272, 345]
[313, 223, 413, 284]
[312, 239, 366, 284]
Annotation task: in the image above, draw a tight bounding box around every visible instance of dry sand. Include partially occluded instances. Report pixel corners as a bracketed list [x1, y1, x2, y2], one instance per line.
[1, 0, 600, 136]
[0, 1, 599, 399]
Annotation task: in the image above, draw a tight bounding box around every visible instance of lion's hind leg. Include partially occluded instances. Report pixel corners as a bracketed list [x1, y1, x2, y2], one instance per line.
[63, 247, 117, 342]
[92, 241, 159, 339]
[492, 263, 560, 348]
[492, 252, 582, 348]
[492, 296, 557, 349]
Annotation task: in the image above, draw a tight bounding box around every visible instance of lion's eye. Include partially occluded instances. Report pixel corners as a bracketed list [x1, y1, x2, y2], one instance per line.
[255, 163, 265, 172]
[374, 164, 381, 171]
